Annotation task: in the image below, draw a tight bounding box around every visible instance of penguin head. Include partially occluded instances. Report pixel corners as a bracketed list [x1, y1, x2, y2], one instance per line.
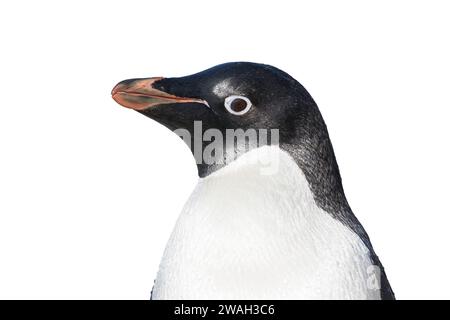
[112, 62, 323, 176]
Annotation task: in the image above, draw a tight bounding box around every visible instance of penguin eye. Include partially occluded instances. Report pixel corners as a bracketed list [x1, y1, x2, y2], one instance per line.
[224, 95, 252, 115]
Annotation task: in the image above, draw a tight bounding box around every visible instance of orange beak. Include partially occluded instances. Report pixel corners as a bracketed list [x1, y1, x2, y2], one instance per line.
[111, 77, 208, 111]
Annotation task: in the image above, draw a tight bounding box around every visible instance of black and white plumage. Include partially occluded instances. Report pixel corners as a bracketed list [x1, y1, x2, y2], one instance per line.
[112, 62, 395, 300]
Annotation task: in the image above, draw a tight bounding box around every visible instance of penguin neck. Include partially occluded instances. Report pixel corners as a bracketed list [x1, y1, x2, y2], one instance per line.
[279, 128, 369, 249]
[280, 138, 351, 217]
[195, 138, 352, 219]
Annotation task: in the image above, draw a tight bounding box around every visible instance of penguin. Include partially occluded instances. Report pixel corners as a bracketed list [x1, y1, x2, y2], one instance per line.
[111, 62, 395, 300]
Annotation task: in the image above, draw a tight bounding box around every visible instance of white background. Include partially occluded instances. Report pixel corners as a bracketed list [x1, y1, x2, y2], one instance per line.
[1, 0, 449, 299]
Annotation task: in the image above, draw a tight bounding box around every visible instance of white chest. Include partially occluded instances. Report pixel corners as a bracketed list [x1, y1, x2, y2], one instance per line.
[152, 147, 380, 299]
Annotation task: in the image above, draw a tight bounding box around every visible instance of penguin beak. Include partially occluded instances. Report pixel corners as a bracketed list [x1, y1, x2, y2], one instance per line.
[111, 77, 208, 111]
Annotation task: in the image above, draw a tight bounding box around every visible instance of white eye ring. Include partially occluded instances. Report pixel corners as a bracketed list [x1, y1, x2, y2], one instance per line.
[224, 95, 252, 115]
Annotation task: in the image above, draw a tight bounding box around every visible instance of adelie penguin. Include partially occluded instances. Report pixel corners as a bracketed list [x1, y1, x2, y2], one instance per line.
[112, 62, 395, 300]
